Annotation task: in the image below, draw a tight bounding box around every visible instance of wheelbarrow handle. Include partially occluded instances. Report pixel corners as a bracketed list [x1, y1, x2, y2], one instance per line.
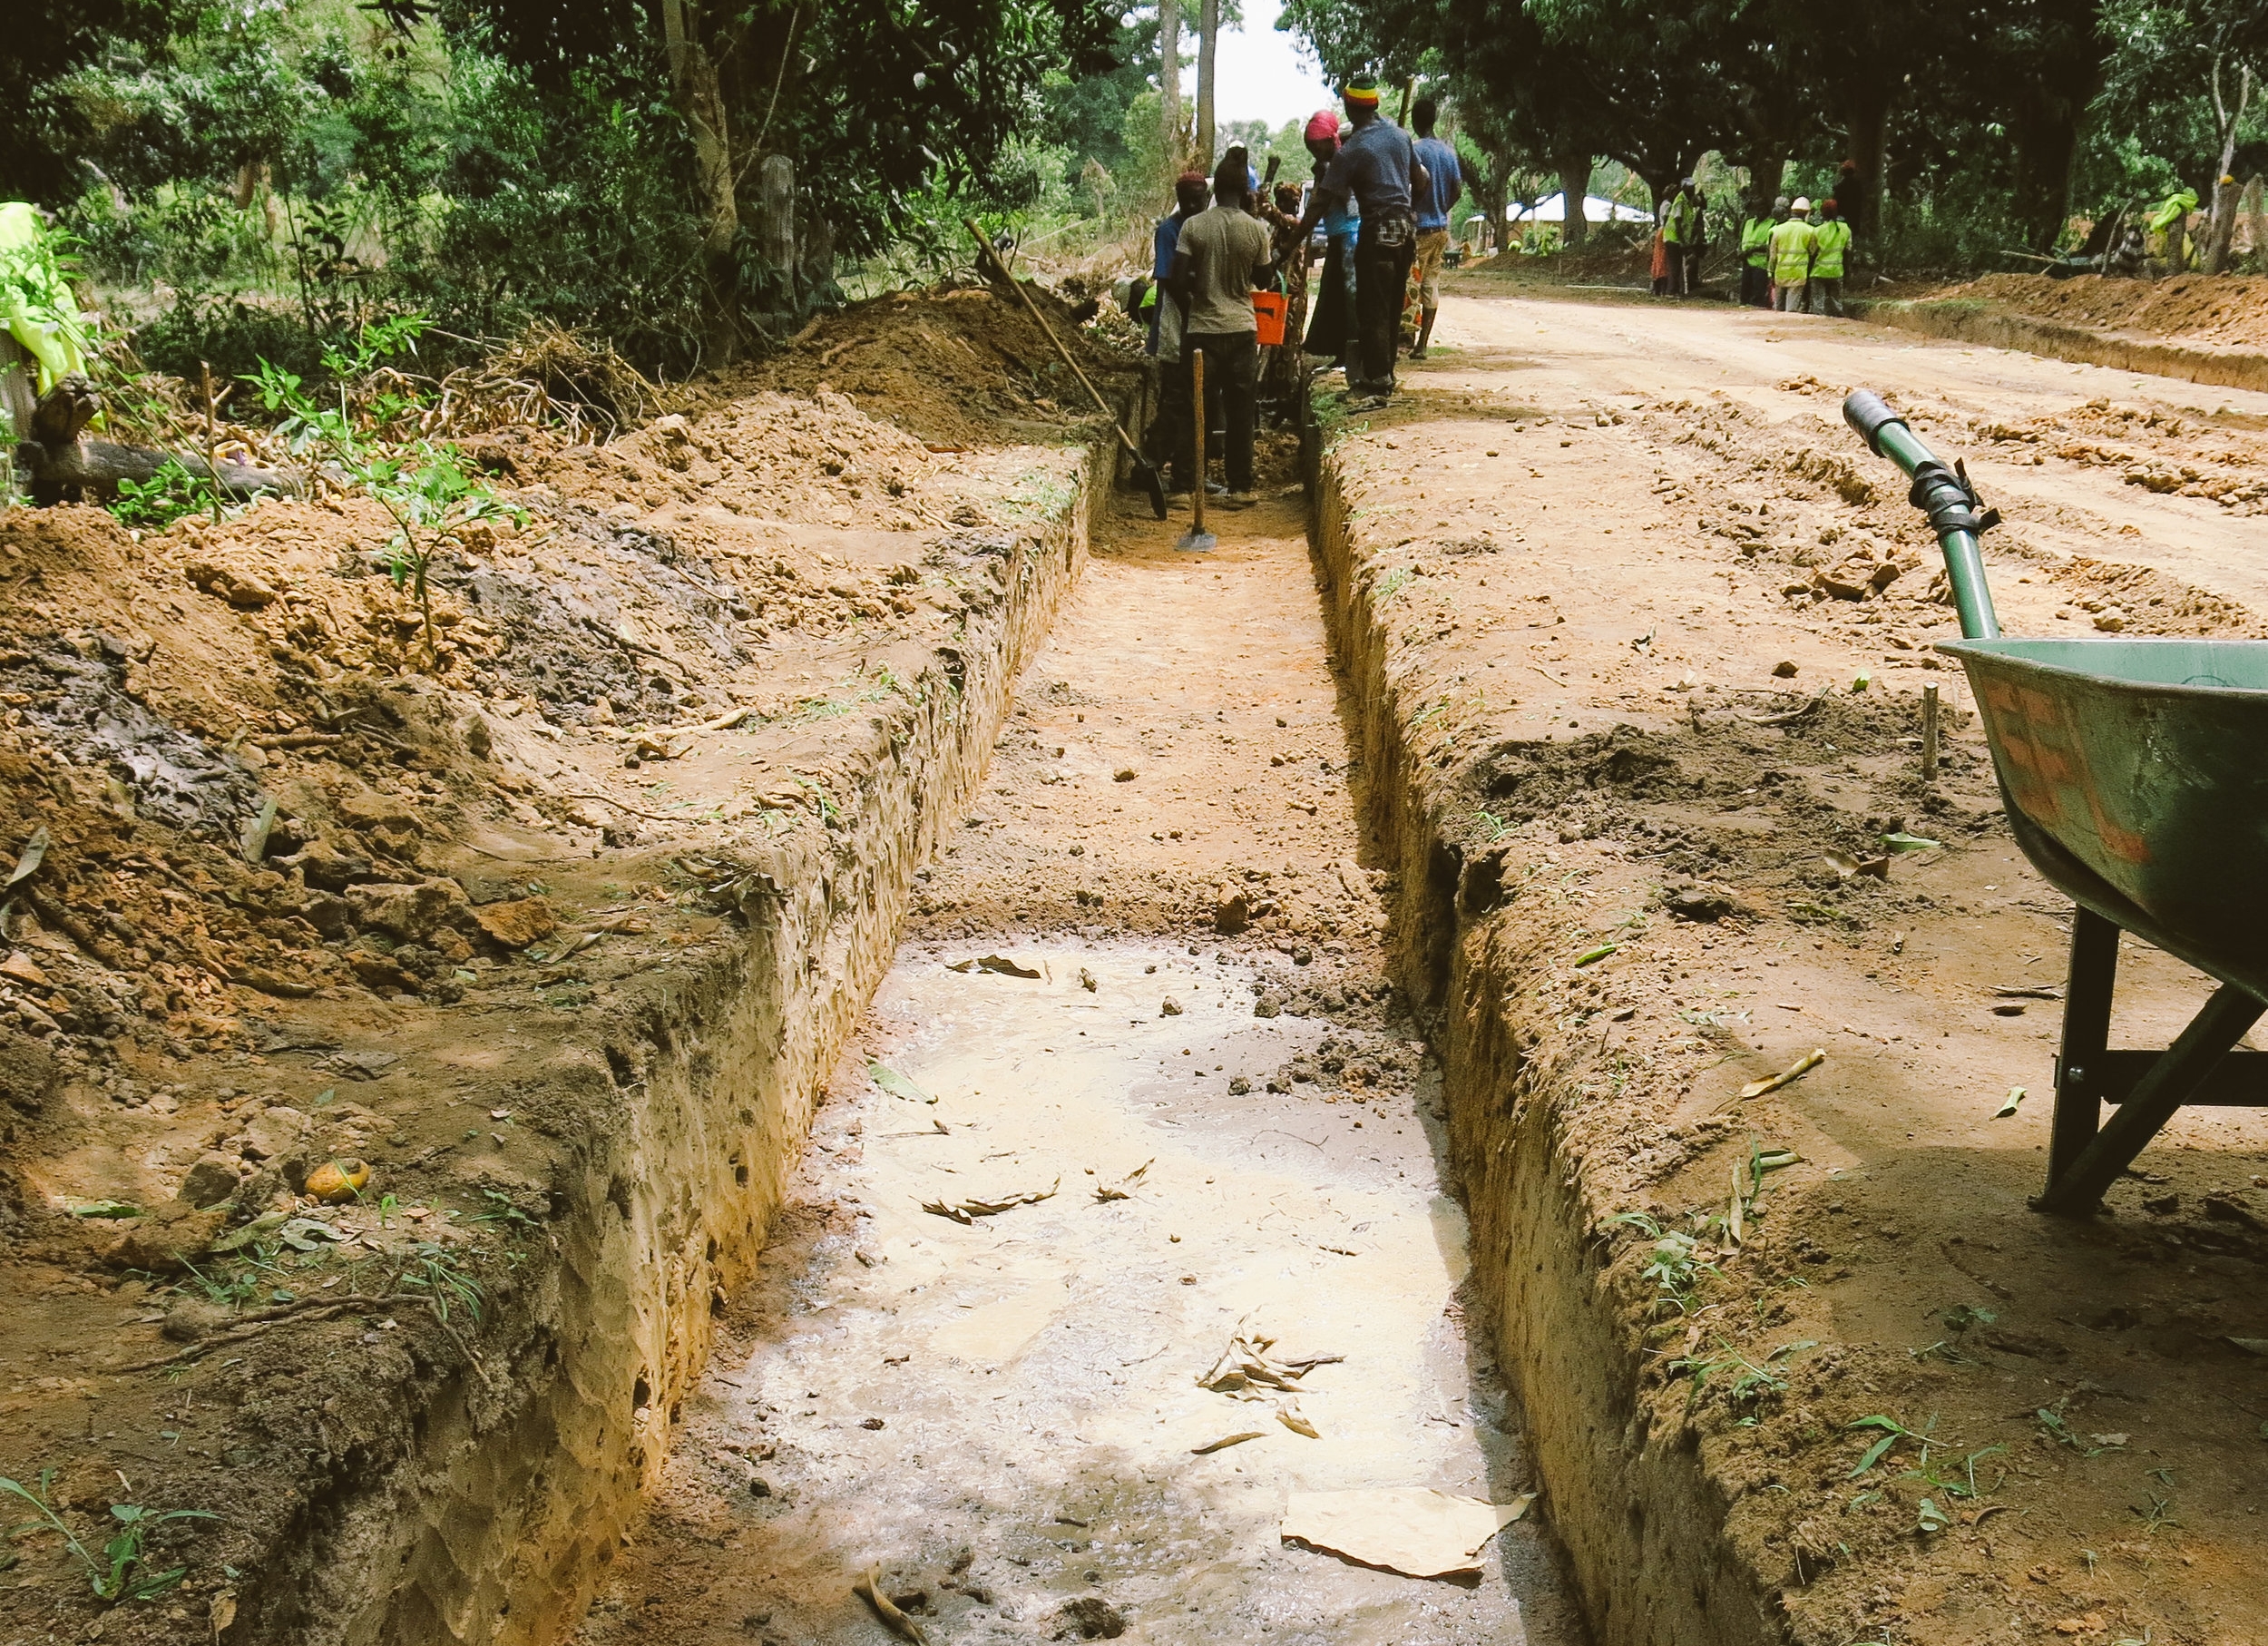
[1842, 389, 2002, 641]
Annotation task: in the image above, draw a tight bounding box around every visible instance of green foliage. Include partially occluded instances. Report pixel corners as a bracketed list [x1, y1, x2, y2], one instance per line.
[1, 1471, 217, 1604]
[0, 206, 93, 392]
[1605, 1210, 1716, 1311]
[249, 315, 523, 666]
[396, 1243, 484, 1323]
[110, 458, 222, 529]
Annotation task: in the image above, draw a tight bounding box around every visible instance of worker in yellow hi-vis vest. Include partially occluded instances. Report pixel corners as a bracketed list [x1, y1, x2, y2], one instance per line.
[1660, 181, 1696, 296]
[1809, 198, 1853, 316]
[1739, 196, 1781, 309]
[1768, 197, 1817, 313]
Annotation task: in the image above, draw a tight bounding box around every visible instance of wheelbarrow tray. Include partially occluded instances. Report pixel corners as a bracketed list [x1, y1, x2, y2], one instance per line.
[1938, 635, 2268, 1003]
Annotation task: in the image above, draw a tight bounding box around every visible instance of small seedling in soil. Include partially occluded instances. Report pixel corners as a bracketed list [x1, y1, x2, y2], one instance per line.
[1606, 1212, 1717, 1313]
[1675, 1335, 1816, 1416]
[1, 1471, 217, 1602]
[1907, 1444, 2006, 1504]
[1847, 1412, 1939, 1478]
[2035, 1399, 2120, 1457]
[396, 1245, 484, 1324]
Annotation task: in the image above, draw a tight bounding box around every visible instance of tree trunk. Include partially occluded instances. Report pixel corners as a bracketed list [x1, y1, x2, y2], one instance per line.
[2164, 211, 2187, 276]
[1194, 0, 1218, 170]
[798, 209, 836, 308]
[1845, 90, 1892, 243]
[660, 0, 742, 366]
[2246, 175, 2266, 269]
[2008, 30, 2100, 254]
[2205, 174, 2243, 274]
[1557, 154, 1590, 249]
[1159, 0, 1181, 182]
[19, 437, 298, 506]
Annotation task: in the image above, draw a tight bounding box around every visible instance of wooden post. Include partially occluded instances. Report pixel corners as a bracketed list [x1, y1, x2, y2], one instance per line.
[2205, 174, 2243, 274]
[200, 361, 222, 524]
[759, 153, 796, 318]
[1189, 349, 1207, 532]
[1921, 683, 1940, 781]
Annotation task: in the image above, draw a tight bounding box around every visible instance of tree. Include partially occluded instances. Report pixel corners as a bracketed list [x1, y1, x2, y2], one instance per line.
[2097, 0, 2268, 264]
[446, 0, 1127, 360]
[4, 0, 194, 204]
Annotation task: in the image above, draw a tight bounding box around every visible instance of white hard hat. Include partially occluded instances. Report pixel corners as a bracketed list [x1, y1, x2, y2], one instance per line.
[1791, 196, 1813, 212]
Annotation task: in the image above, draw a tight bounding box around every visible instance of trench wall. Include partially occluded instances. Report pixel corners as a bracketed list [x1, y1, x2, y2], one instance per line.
[1306, 443, 1782, 1646]
[240, 453, 1105, 1646]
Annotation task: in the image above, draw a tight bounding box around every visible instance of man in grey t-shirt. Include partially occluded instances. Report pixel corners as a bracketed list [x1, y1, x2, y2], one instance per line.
[1165, 154, 1275, 502]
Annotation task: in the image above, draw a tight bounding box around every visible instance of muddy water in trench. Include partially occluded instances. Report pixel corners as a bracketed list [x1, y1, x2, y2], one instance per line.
[572, 484, 1584, 1644]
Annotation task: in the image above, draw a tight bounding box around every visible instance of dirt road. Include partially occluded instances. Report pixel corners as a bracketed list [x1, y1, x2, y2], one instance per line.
[1303, 283, 2268, 1645]
[1443, 276, 2268, 618]
[574, 467, 1585, 1644]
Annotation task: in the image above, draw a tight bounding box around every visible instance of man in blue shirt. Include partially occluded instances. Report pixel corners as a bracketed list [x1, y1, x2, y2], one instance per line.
[1296, 77, 1430, 408]
[1149, 171, 1210, 358]
[1408, 97, 1462, 360]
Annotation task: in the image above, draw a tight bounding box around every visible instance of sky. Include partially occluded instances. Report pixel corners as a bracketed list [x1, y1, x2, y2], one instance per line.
[1182, 0, 1337, 129]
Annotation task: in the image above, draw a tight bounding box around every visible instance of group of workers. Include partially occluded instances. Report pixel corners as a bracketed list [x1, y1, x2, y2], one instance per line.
[1654, 180, 1857, 314]
[1738, 194, 1853, 314]
[1137, 78, 1461, 504]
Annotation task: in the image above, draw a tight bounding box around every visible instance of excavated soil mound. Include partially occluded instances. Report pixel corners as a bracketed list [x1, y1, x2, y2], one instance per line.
[1915, 270, 2268, 348]
[0, 286, 1126, 1646]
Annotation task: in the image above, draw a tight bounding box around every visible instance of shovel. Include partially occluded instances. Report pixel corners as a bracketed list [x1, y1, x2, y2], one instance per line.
[1176, 348, 1216, 552]
[963, 219, 1168, 519]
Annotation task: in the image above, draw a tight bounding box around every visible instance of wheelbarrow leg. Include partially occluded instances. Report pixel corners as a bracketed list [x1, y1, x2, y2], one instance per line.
[2044, 907, 2120, 1196]
[2033, 981, 2266, 1216]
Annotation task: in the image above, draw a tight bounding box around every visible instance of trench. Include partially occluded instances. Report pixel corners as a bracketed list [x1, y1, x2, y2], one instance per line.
[552, 456, 1604, 1644]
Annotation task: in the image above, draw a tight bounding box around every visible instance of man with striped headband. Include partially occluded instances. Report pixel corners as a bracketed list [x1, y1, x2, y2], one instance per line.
[1295, 75, 1428, 409]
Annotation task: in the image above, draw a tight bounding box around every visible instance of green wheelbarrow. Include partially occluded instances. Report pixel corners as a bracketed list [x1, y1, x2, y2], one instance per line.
[1843, 390, 2268, 1215]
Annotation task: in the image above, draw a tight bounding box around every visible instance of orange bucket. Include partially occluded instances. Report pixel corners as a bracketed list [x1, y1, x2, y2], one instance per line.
[1252, 288, 1288, 346]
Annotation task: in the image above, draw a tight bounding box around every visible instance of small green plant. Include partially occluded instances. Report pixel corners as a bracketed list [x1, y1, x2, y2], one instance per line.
[794, 776, 840, 822]
[248, 320, 522, 671]
[1474, 808, 1514, 843]
[2035, 1400, 2120, 1457]
[2133, 1487, 2178, 1534]
[111, 459, 229, 530]
[1676, 1335, 1815, 1416]
[1908, 1444, 2006, 1504]
[1847, 1412, 1935, 1479]
[1, 1472, 217, 1603]
[396, 1244, 483, 1323]
[1606, 1210, 1716, 1312]
[468, 1190, 538, 1234]
[1375, 566, 1413, 602]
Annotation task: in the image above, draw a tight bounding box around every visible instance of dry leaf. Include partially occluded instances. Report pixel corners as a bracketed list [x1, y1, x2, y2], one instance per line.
[1739, 1048, 1824, 1101]
[1191, 1430, 1266, 1455]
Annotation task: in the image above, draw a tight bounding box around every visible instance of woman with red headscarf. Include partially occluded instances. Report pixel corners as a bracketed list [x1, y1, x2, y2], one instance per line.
[1298, 108, 1360, 378]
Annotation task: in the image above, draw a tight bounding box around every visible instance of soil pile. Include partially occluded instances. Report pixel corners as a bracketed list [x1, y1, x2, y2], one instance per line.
[727, 280, 1142, 450]
[1931, 270, 2268, 349]
[0, 285, 1124, 1646]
